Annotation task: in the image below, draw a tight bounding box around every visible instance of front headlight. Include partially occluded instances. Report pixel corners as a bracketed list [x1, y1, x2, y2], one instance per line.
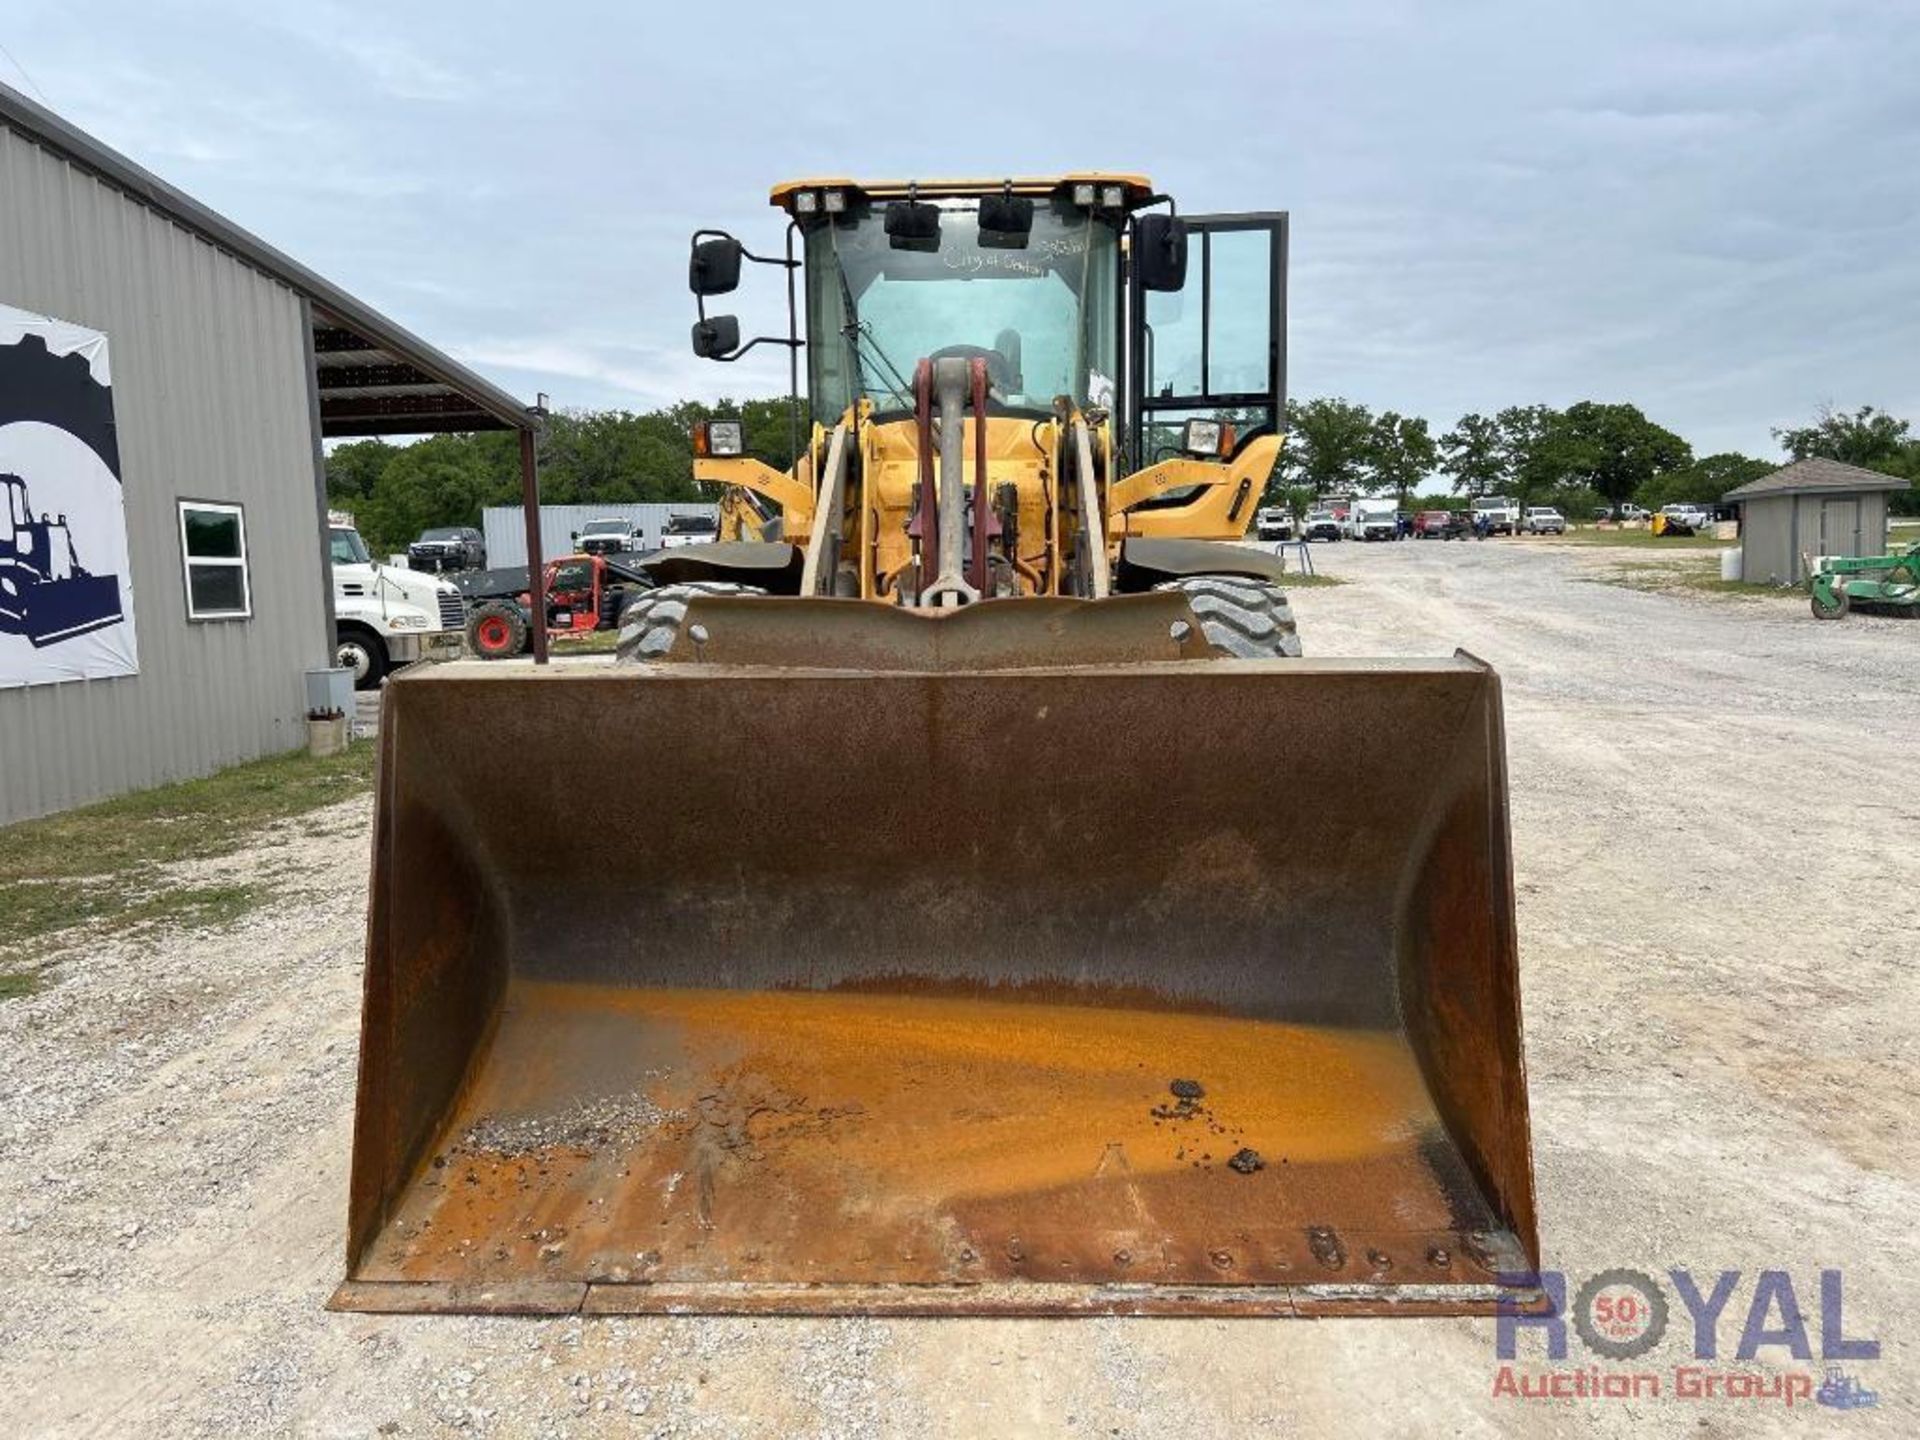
[706, 420, 744, 456]
[390, 614, 429, 629]
[1182, 418, 1224, 456]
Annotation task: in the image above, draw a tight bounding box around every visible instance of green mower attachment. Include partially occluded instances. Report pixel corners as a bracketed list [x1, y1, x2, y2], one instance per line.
[1809, 542, 1920, 620]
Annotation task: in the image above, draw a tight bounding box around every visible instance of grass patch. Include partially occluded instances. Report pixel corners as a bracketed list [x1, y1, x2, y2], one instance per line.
[0, 745, 375, 992]
[1583, 556, 1795, 601]
[1279, 571, 1346, 588]
[0, 744, 373, 883]
[553, 628, 622, 655]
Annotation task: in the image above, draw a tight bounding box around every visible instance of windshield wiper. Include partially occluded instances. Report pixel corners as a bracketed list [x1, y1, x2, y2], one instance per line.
[843, 319, 915, 407]
[830, 237, 916, 408]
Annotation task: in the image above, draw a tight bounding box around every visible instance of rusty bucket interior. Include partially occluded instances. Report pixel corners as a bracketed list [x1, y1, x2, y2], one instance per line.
[333, 648, 1540, 1317]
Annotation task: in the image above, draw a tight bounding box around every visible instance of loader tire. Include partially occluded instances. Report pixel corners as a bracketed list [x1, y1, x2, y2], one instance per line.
[1156, 575, 1304, 659]
[614, 582, 768, 663]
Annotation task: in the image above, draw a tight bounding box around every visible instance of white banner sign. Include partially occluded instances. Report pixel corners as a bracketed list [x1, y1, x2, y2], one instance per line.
[0, 304, 139, 688]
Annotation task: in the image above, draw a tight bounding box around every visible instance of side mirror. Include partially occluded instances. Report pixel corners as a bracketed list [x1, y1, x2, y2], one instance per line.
[978, 194, 1034, 248]
[885, 200, 941, 251]
[1134, 214, 1188, 292]
[692, 315, 740, 359]
[689, 237, 743, 296]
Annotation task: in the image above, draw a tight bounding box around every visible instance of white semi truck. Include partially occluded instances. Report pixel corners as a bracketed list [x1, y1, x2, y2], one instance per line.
[329, 521, 465, 689]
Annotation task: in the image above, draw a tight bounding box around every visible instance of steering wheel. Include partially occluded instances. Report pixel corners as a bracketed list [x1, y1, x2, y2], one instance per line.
[926, 344, 1019, 394]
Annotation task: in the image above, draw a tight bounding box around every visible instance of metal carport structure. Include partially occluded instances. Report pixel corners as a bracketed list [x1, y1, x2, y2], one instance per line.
[0, 79, 558, 668]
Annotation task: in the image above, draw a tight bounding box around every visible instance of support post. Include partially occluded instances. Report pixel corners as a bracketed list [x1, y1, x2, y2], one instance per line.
[519, 423, 548, 665]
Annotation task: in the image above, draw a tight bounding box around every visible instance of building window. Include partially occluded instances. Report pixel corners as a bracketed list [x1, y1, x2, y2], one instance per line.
[178, 500, 252, 620]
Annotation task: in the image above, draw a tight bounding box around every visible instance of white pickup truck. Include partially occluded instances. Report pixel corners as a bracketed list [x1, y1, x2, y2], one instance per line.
[1254, 505, 1294, 541]
[329, 523, 465, 689]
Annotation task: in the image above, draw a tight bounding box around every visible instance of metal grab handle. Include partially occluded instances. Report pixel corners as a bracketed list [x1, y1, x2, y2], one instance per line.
[1071, 420, 1111, 599]
[799, 422, 850, 597]
[969, 358, 991, 594]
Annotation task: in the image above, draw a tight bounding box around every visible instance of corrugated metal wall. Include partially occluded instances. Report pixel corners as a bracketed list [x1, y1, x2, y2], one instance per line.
[481, 503, 720, 569]
[1739, 491, 1892, 585]
[0, 124, 330, 823]
[1738, 496, 1793, 585]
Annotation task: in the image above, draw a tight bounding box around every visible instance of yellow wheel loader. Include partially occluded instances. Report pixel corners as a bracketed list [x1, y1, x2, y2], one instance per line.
[333, 175, 1542, 1318]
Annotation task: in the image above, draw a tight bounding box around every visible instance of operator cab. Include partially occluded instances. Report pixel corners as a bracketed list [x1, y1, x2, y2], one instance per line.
[685, 175, 1287, 469]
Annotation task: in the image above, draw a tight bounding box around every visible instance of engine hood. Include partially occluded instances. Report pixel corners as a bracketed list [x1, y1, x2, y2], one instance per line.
[337, 562, 456, 611]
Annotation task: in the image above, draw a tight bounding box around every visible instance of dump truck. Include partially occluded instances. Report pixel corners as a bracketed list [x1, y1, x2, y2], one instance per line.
[333, 174, 1540, 1319]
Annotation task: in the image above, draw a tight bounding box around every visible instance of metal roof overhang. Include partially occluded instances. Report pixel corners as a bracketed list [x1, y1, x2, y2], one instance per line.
[310, 309, 523, 437]
[0, 78, 531, 439]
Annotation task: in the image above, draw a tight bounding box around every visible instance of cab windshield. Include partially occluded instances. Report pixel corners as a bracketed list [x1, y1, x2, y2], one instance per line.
[329, 527, 371, 565]
[805, 198, 1120, 422]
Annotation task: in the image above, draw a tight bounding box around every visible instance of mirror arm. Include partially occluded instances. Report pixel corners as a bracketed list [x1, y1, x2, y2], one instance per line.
[706, 335, 805, 364]
[692, 228, 798, 273]
[691, 225, 807, 467]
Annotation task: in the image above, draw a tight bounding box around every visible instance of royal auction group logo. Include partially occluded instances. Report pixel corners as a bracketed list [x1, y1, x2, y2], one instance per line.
[1494, 1268, 1880, 1411]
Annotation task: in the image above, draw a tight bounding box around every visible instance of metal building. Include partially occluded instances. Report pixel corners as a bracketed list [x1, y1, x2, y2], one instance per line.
[481, 503, 720, 569]
[1724, 458, 1907, 586]
[0, 82, 534, 824]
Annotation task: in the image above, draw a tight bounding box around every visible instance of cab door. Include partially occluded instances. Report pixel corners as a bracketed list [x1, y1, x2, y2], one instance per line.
[1124, 212, 1287, 472]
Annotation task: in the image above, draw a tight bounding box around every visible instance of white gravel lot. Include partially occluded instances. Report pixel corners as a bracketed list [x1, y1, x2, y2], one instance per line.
[2, 535, 1914, 1438]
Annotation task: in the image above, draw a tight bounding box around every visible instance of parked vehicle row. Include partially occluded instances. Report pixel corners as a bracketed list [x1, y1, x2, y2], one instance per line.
[1262, 500, 1607, 543]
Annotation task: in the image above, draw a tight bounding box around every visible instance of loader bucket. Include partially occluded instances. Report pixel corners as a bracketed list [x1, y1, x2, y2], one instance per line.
[333, 607, 1540, 1317]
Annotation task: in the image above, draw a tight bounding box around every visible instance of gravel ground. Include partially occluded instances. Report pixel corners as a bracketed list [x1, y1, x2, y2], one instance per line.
[2, 536, 1914, 1438]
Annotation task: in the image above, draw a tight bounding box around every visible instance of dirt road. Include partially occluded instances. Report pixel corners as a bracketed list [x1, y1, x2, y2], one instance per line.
[3, 537, 1913, 1437]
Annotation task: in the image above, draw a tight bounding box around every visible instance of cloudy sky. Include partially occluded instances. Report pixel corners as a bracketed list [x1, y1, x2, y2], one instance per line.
[5, 1, 1915, 456]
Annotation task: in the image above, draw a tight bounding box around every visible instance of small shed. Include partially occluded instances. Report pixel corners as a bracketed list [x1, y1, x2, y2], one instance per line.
[1723, 458, 1907, 585]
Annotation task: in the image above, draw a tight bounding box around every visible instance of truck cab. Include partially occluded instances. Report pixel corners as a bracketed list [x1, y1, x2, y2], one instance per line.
[329, 523, 465, 689]
[1471, 495, 1519, 536]
[660, 512, 720, 549]
[574, 518, 642, 556]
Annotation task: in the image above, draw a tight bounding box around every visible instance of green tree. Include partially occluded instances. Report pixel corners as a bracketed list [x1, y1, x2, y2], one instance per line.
[1438, 413, 1506, 498]
[1365, 411, 1437, 502]
[323, 439, 397, 515]
[1539, 402, 1691, 504]
[1772, 403, 1920, 515]
[1495, 404, 1564, 499]
[1279, 397, 1374, 496]
[355, 435, 498, 553]
[1635, 453, 1772, 511]
[1773, 404, 1909, 466]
